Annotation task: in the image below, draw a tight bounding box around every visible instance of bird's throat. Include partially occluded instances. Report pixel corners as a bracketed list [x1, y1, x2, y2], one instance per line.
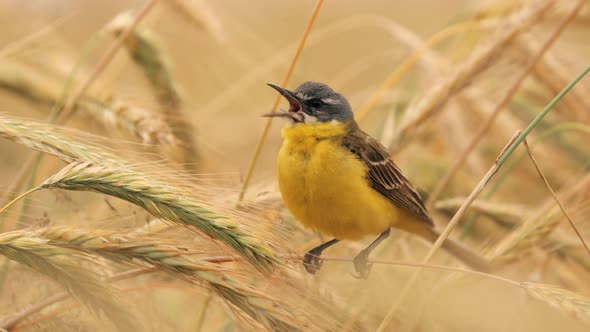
[281, 121, 352, 147]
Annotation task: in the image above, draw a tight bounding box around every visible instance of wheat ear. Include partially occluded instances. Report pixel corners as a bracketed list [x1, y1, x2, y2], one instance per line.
[39, 162, 277, 271]
[0, 231, 137, 331]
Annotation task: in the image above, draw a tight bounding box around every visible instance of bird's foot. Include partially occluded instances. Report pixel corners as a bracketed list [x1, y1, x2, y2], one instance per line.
[352, 251, 373, 279]
[303, 249, 323, 274]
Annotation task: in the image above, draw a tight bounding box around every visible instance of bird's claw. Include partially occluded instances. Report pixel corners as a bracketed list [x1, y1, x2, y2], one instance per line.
[352, 251, 372, 279]
[303, 251, 323, 274]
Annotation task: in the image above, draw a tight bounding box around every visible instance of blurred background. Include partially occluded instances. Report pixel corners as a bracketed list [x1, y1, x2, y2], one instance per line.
[0, 0, 589, 331]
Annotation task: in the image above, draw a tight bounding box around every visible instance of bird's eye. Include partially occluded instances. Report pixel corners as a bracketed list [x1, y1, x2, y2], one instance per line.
[307, 99, 323, 109]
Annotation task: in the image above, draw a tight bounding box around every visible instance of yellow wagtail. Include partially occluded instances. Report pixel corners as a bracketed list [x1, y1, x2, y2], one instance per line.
[265, 81, 490, 277]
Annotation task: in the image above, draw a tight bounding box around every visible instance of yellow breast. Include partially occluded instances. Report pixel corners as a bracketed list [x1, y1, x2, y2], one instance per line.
[277, 122, 401, 240]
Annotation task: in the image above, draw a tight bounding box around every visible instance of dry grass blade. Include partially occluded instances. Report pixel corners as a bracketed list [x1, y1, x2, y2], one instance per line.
[521, 282, 590, 326]
[34, 227, 300, 331]
[393, 0, 554, 149]
[0, 231, 136, 331]
[40, 162, 277, 271]
[523, 139, 590, 255]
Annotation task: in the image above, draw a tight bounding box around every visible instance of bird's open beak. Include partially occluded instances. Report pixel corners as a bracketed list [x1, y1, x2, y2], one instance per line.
[262, 84, 304, 122]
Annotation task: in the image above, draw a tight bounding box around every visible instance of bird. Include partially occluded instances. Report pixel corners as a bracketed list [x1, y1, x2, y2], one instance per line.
[264, 81, 491, 278]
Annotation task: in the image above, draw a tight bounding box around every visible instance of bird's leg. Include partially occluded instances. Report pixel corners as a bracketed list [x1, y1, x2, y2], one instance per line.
[303, 238, 339, 274]
[353, 228, 391, 279]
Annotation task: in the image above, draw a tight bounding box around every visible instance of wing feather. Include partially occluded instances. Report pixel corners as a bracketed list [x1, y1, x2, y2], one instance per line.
[342, 128, 433, 225]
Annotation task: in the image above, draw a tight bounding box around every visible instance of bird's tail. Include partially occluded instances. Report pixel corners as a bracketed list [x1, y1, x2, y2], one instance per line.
[414, 226, 494, 273]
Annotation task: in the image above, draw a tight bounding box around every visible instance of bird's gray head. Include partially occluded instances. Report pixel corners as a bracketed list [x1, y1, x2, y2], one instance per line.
[264, 81, 353, 124]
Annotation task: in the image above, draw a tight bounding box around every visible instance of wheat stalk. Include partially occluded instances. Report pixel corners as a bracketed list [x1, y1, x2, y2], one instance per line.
[0, 231, 137, 331]
[109, 12, 199, 168]
[4, 227, 359, 331]
[109, 13, 181, 109]
[82, 96, 177, 145]
[32, 226, 300, 331]
[394, 0, 554, 149]
[0, 118, 277, 270]
[425, 0, 582, 209]
[38, 162, 277, 271]
[57, 0, 160, 122]
[0, 62, 176, 145]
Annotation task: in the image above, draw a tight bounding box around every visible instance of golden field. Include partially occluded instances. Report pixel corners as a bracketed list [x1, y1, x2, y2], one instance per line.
[0, 0, 589, 331]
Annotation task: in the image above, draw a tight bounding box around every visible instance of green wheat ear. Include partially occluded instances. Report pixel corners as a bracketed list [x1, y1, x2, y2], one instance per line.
[41, 161, 278, 271]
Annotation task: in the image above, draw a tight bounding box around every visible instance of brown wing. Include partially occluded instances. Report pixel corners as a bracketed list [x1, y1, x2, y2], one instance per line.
[342, 126, 433, 226]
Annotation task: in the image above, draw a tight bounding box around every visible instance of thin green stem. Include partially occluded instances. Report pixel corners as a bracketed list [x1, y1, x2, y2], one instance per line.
[461, 66, 590, 238]
[496, 66, 590, 166]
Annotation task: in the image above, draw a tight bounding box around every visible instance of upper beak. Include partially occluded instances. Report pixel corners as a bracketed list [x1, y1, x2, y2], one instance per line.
[262, 83, 302, 119]
[267, 83, 297, 101]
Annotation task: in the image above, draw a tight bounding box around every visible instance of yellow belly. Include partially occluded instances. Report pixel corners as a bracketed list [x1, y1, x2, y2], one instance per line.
[277, 124, 402, 240]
